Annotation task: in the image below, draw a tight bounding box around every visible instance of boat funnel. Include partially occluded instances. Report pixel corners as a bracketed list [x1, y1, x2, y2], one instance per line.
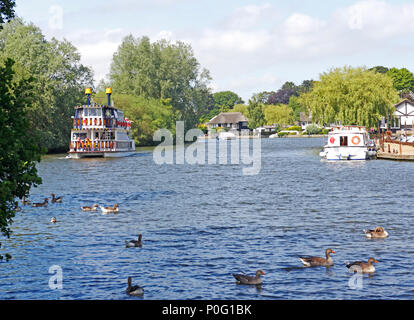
[106, 87, 112, 106]
[85, 88, 92, 106]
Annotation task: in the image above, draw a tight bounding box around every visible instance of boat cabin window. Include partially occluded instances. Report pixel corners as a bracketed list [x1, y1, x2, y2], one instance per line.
[340, 136, 348, 146]
[118, 111, 124, 121]
[73, 132, 87, 140]
[89, 108, 97, 117]
[75, 108, 83, 118]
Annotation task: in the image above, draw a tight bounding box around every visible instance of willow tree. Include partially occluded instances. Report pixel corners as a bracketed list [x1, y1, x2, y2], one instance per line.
[263, 104, 294, 126]
[299, 67, 399, 128]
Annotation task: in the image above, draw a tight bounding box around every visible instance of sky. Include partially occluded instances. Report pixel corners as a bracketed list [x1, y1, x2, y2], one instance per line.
[14, 0, 414, 101]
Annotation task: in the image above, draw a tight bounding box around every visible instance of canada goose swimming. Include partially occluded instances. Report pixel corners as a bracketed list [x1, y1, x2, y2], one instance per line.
[126, 277, 144, 296]
[81, 204, 99, 211]
[363, 227, 389, 239]
[125, 234, 142, 248]
[32, 198, 49, 207]
[346, 257, 379, 273]
[51, 217, 57, 223]
[100, 204, 119, 214]
[299, 248, 335, 267]
[232, 270, 265, 285]
[50, 194, 63, 203]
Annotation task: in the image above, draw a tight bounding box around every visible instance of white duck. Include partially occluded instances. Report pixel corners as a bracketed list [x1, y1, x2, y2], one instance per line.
[100, 204, 119, 214]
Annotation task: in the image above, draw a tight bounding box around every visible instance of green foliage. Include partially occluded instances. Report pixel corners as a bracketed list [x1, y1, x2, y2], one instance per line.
[109, 35, 212, 129]
[231, 104, 248, 117]
[247, 98, 265, 129]
[386, 67, 414, 92]
[286, 125, 302, 131]
[0, 0, 15, 26]
[369, 66, 389, 74]
[304, 124, 320, 135]
[0, 58, 42, 258]
[299, 66, 399, 128]
[213, 91, 243, 111]
[263, 104, 294, 126]
[288, 95, 306, 121]
[95, 92, 176, 146]
[0, 19, 94, 152]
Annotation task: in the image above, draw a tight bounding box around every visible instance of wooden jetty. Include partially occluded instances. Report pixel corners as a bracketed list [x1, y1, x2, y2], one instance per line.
[376, 131, 414, 160]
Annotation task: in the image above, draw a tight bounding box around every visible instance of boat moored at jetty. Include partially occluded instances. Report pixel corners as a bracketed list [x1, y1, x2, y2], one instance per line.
[67, 88, 135, 159]
[319, 126, 376, 161]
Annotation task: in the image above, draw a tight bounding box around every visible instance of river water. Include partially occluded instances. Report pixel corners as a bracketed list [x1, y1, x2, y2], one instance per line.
[1, 137, 413, 299]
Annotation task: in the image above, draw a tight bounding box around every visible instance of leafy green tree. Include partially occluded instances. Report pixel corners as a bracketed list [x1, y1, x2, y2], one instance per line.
[386, 67, 414, 92]
[0, 0, 14, 26]
[0, 58, 43, 259]
[109, 35, 212, 128]
[299, 66, 399, 127]
[369, 66, 389, 74]
[95, 92, 176, 146]
[231, 103, 248, 117]
[213, 91, 243, 111]
[0, 19, 94, 152]
[247, 98, 265, 129]
[263, 104, 294, 126]
[251, 91, 274, 104]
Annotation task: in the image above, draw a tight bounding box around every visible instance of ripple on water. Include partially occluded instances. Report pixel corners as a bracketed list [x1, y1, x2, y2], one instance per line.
[1, 139, 414, 299]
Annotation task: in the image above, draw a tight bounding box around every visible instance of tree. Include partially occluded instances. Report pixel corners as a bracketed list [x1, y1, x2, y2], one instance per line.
[386, 67, 414, 92]
[263, 104, 294, 126]
[299, 66, 399, 128]
[267, 81, 299, 105]
[0, 58, 42, 259]
[0, 0, 15, 26]
[251, 91, 274, 104]
[0, 19, 94, 152]
[247, 98, 265, 129]
[109, 35, 212, 128]
[369, 66, 389, 74]
[213, 91, 244, 111]
[231, 104, 248, 117]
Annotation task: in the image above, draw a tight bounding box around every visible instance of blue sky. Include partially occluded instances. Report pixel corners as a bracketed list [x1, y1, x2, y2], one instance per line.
[15, 0, 414, 101]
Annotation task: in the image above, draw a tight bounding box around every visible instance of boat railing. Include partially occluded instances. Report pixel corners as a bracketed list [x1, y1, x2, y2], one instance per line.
[72, 117, 131, 129]
[69, 140, 132, 152]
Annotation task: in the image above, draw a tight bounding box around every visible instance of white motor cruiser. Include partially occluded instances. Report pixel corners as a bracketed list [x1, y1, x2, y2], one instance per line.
[319, 126, 376, 161]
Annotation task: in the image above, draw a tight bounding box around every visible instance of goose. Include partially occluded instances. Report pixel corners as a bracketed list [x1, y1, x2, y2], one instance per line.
[125, 234, 142, 248]
[51, 217, 57, 223]
[346, 257, 378, 273]
[126, 277, 144, 296]
[50, 194, 63, 203]
[299, 248, 335, 267]
[363, 226, 389, 239]
[81, 204, 99, 211]
[100, 204, 119, 214]
[32, 198, 49, 207]
[232, 270, 265, 285]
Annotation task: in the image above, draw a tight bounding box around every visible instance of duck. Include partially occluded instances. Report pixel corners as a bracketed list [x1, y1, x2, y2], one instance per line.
[232, 270, 265, 285]
[100, 204, 119, 214]
[363, 226, 389, 239]
[346, 257, 378, 273]
[50, 194, 63, 203]
[126, 277, 144, 296]
[299, 248, 335, 267]
[32, 198, 49, 207]
[51, 217, 57, 223]
[125, 234, 142, 248]
[81, 204, 99, 211]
